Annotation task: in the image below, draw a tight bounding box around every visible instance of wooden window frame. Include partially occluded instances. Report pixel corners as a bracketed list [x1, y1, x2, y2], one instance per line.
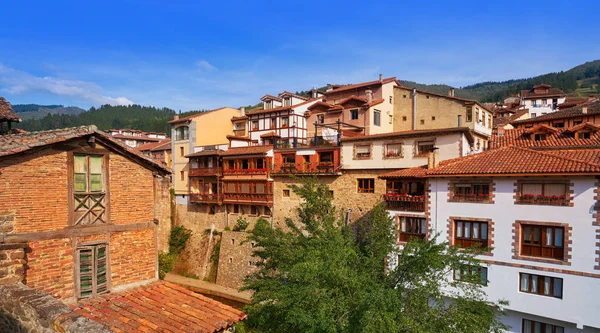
[454, 220, 490, 250]
[453, 265, 488, 286]
[350, 109, 359, 120]
[384, 142, 402, 159]
[522, 319, 564, 333]
[373, 110, 381, 126]
[75, 242, 110, 299]
[354, 144, 372, 159]
[516, 181, 570, 206]
[282, 189, 290, 197]
[521, 224, 565, 260]
[449, 181, 492, 203]
[357, 178, 375, 194]
[519, 273, 563, 299]
[415, 140, 435, 157]
[68, 151, 110, 226]
[398, 215, 427, 243]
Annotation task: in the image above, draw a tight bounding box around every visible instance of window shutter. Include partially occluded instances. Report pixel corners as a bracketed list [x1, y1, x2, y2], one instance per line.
[95, 245, 108, 295]
[79, 247, 94, 299]
[356, 145, 370, 154]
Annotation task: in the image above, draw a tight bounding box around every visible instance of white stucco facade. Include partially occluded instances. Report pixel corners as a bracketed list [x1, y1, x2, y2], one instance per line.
[423, 176, 600, 332]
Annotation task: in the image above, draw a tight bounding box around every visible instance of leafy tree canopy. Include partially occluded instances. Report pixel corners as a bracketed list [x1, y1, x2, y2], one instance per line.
[240, 179, 508, 333]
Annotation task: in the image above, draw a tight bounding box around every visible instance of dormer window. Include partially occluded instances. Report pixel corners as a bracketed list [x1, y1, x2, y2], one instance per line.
[265, 100, 272, 109]
[317, 114, 324, 124]
[284, 98, 291, 107]
[534, 134, 546, 141]
[578, 131, 591, 139]
[552, 122, 564, 128]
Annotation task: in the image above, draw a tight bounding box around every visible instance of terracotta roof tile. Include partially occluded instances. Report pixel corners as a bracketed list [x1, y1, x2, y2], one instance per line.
[260, 94, 282, 102]
[0, 96, 20, 122]
[226, 135, 252, 141]
[150, 138, 172, 151]
[491, 126, 600, 149]
[324, 77, 399, 94]
[69, 281, 246, 333]
[426, 146, 600, 176]
[186, 149, 224, 157]
[558, 97, 593, 109]
[260, 131, 280, 138]
[246, 98, 320, 116]
[379, 165, 428, 178]
[521, 85, 566, 99]
[278, 91, 309, 101]
[0, 125, 171, 174]
[135, 140, 164, 152]
[338, 95, 367, 105]
[220, 145, 271, 156]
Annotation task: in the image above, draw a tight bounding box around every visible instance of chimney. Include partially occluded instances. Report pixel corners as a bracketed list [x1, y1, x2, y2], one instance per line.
[457, 115, 462, 127]
[240, 107, 246, 116]
[448, 88, 455, 97]
[311, 88, 317, 98]
[379, 74, 383, 83]
[498, 126, 505, 136]
[174, 114, 179, 120]
[326, 84, 333, 92]
[582, 106, 588, 114]
[427, 148, 439, 169]
[365, 89, 373, 103]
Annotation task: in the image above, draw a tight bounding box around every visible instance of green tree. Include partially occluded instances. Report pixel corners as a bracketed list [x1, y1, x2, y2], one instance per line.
[241, 179, 508, 333]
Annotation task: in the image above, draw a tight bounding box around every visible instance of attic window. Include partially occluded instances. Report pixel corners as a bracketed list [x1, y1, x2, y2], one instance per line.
[552, 122, 564, 128]
[578, 132, 591, 139]
[534, 134, 546, 141]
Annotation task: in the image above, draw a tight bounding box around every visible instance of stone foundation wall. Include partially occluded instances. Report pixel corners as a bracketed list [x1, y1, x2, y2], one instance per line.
[216, 231, 257, 290]
[0, 283, 110, 333]
[0, 244, 27, 285]
[154, 176, 172, 253]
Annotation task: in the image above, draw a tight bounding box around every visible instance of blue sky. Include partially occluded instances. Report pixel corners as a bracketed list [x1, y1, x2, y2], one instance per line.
[0, 0, 598, 111]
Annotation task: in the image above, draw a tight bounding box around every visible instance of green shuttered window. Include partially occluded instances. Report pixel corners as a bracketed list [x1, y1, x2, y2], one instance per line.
[78, 244, 109, 299]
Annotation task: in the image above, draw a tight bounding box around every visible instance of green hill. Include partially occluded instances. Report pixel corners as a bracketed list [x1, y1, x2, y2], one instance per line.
[13, 104, 86, 120]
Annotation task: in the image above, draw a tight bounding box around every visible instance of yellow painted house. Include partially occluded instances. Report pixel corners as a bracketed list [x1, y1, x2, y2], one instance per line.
[168, 107, 241, 200]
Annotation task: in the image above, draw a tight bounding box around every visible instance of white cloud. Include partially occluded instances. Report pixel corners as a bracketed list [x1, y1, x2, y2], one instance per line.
[195, 60, 217, 72]
[0, 64, 134, 106]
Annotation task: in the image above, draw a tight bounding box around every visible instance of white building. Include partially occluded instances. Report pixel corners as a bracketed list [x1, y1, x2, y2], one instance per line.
[383, 128, 600, 332]
[521, 84, 567, 118]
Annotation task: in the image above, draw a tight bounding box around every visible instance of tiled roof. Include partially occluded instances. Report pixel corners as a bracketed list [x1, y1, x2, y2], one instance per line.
[368, 99, 385, 107]
[260, 131, 280, 138]
[338, 95, 367, 105]
[260, 94, 282, 102]
[491, 126, 600, 149]
[0, 125, 171, 174]
[150, 138, 172, 151]
[168, 107, 237, 124]
[426, 146, 600, 176]
[68, 281, 246, 333]
[307, 101, 337, 111]
[245, 98, 320, 116]
[521, 85, 566, 99]
[324, 77, 399, 94]
[231, 115, 248, 121]
[226, 135, 252, 141]
[0, 96, 20, 122]
[135, 140, 165, 152]
[340, 127, 474, 144]
[379, 165, 428, 178]
[186, 149, 224, 157]
[512, 100, 600, 125]
[278, 91, 309, 101]
[220, 145, 271, 156]
[523, 124, 559, 134]
[111, 133, 160, 142]
[558, 97, 593, 109]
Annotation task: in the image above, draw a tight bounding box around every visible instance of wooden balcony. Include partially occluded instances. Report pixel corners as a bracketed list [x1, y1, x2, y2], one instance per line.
[383, 194, 425, 212]
[223, 193, 273, 205]
[271, 162, 341, 176]
[190, 193, 222, 204]
[222, 168, 268, 176]
[189, 167, 221, 177]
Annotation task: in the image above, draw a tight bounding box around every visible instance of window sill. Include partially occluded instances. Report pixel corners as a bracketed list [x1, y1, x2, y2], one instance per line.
[354, 156, 372, 160]
[512, 255, 569, 266]
[449, 198, 493, 204]
[383, 156, 403, 160]
[515, 201, 570, 207]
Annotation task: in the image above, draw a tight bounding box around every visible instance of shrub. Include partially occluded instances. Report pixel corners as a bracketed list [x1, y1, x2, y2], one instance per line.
[158, 252, 176, 279]
[233, 216, 249, 232]
[169, 226, 192, 255]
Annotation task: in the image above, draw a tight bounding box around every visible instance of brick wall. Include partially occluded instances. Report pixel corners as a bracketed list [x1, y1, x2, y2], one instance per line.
[109, 152, 155, 225]
[110, 228, 156, 287]
[26, 238, 74, 300]
[216, 231, 257, 289]
[0, 148, 69, 233]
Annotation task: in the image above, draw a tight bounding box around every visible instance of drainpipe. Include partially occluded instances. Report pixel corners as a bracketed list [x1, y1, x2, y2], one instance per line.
[412, 88, 417, 130]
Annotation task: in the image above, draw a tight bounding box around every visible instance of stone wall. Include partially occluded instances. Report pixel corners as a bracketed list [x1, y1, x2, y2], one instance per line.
[0, 283, 110, 333]
[216, 231, 257, 290]
[0, 244, 26, 285]
[154, 176, 172, 253]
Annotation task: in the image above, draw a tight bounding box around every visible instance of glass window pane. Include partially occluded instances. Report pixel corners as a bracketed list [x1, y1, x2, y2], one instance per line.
[90, 174, 102, 192]
[89, 156, 102, 173]
[543, 277, 551, 295]
[533, 228, 540, 244]
[544, 184, 566, 196]
[520, 274, 529, 292]
[74, 156, 87, 173]
[531, 275, 538, 293]
[522, 183, 543, 196]
[524, 227, 531, 242]
[401, 218, 406, 232]
[454, 269, 461, 280]
[473, 223, 480, 239]
[554, 228, 563, 247]
[74, 174, 87, 192]
[481, 223, 488, 240]
[523, 320, 532, 333]
[480, 268, 487, 285]
[554, 326, 563, 333]
[534, 322, 541, 333]
[545, 228, 553, 246]
[420, 220, 427, 234]
[554, 279, 562, 298]
[456, 222, 463, 238]
[465, 223, 471, 238]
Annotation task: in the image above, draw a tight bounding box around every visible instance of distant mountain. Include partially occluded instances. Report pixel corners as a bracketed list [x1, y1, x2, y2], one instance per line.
[16, 104, 177, 134]
[12, 104, 86, 120]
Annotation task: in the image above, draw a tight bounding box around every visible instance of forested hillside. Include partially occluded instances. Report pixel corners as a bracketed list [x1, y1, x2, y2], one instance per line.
[12, 104, 86, 120]
[16, 104, 177, 134]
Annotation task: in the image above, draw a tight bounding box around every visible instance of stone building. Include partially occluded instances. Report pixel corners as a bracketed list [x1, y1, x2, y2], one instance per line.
[0, 125, 245, 332]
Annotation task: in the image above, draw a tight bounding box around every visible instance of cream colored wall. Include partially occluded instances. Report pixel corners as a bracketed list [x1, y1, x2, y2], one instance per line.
[194, 107, 240, 146]
[173, 140, 190, 194]
[392, 87, 493, 139]
[341, 132, 464, 170]
[366, 82, 395, 135]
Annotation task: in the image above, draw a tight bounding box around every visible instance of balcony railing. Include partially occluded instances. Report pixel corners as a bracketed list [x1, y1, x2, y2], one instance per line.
[190, 193, 222, 203]
[223, 193, 273, 204]
[222, 168, 268, 175]
[189, 167, 221, 177]
[272, 162, 340, 175]
[383, 194, 425, 212]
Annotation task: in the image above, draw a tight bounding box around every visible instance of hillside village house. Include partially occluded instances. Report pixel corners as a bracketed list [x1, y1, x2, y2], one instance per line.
[105, 128, 167, 148]
[136, 138, 172, 168]
[0, 96, 20, 134]
[0, 125, 245, 332]
[393, 86, 493, 150]
[511, 100, 600, 130]
[168, 107, 241, 204]
[520, 84, 567, 118]
[382, 124, 600, 333]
